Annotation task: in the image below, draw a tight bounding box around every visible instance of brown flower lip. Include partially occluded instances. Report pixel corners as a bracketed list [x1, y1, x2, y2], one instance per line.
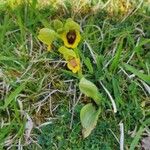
[69, 58, 78, 68]
[66, 30, 76, 44]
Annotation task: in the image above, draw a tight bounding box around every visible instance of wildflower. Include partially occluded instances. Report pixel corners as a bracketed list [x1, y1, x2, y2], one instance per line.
[58, 46, 80, 73]
[60, 18, 81, 48]
[67, 58, 80, 73]
[38, 28, 58, 51]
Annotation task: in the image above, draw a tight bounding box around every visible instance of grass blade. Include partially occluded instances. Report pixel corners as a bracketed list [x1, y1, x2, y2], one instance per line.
[109, 38, 124, 73]
[0, 82, 26, 110]
[129, 126, 144, 150]
[123, 63, 150, 84]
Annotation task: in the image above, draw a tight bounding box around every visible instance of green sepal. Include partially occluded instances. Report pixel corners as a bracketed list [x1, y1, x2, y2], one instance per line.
[64, 18, 80, 32]
[38, 28, 58, 45]
[52, 19, 63, 31]
[58, 46, 77, 60]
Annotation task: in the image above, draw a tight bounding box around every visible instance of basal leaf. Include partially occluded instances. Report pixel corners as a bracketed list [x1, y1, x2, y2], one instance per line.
[80, 103, 101, 138]
[79, 78, 101, 105]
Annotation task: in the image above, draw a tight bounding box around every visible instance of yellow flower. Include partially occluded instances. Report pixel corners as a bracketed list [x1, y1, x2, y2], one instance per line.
[60, 18, 81, 48]
[67, 58, 80, 73]
[58, 46, 81, 73]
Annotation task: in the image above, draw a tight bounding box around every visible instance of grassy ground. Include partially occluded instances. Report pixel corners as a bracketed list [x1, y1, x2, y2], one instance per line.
[0, 0, 150, 150]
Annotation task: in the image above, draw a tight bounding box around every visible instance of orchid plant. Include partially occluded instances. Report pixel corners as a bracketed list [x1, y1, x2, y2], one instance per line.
[38, 18, 102, 138]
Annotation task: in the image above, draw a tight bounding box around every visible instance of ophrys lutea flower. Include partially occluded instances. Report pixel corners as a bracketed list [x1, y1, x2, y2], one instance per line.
[60, 18, 81, 49]
[58, 46, 81, 73]
[67, 57, 80, 73]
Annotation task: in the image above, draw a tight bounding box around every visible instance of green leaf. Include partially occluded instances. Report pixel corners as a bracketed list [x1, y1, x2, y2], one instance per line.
[79, 78, 101, 105]
[80, 103, 101, 138]
[123, 63, 150, 84]
[38, 28, 57, 45]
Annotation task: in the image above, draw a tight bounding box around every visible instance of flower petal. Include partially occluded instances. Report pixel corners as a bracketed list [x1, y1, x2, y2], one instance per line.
[58, 46, 77, 60]
[38, 28, 57, 45]
[67, 58, 80, 73]
[64, 18, 80, 31]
